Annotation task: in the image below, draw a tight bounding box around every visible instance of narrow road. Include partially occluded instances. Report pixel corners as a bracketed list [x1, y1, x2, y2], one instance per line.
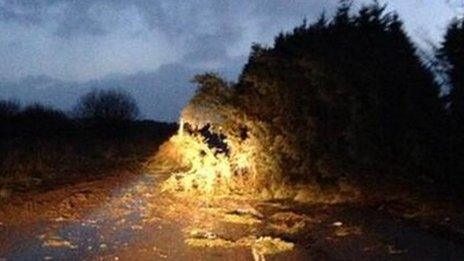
[1, 172, 463, 260]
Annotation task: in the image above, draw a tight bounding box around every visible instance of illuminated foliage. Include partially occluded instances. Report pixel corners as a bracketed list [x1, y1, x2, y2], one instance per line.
[156, 2, 445, 197]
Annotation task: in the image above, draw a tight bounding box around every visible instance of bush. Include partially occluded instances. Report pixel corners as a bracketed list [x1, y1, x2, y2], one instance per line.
[17, 103, 72, 136]
[0, 99, 21, 119]
[21, 103, 68, 120]
[74, 89, 140, 122]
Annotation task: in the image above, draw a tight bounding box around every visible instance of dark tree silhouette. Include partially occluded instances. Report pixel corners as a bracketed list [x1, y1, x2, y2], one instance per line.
[183, 1, 447, 188]
[437, 18, 464, 183]
[18, 103, 71, 136]
[238, 1, 446, 180]
[0, 99, 20, 119]
[438, 19, 464, 125]
[74, 89, 140, 122]
[21, 103, 68, 120]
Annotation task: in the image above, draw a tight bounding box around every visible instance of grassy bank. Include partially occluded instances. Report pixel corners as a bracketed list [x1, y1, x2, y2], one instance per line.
[0, 118, 176, 195]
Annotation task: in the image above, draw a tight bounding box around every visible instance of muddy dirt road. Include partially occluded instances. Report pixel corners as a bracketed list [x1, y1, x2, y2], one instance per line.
[0, 172, 463, 260]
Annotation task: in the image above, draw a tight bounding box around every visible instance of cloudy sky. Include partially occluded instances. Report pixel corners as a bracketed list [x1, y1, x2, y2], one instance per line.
[0, 0, 462, 121]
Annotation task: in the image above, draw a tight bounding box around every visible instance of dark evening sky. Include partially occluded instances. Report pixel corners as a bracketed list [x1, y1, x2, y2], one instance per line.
[0, 0, 461, 121]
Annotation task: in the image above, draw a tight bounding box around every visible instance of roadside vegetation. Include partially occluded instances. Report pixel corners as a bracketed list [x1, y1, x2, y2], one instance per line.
[154, 1, 464, 202]
[0, 89, 176, 196]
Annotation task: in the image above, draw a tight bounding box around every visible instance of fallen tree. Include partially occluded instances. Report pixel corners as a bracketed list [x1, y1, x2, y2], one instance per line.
[151, 2, 445, 202]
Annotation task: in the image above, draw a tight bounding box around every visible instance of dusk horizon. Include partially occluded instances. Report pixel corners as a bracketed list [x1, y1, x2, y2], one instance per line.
[0, 0, 461, 121]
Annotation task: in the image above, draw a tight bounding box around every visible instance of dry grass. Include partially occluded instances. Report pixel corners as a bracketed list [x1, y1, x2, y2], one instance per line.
[0, 121, 174, 195]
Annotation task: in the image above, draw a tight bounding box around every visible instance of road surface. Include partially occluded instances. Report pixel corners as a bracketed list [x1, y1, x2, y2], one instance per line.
[1, 171, 463, 260]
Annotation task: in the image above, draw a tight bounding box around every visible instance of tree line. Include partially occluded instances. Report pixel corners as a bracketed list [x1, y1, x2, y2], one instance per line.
[184, 1, 464, 193]
[0, 88, 174, 187]
[0, 88, 140, 125]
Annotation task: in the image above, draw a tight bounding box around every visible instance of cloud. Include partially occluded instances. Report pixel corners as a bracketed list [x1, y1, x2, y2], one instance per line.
[0, 0, 337, 81]
[54, 1, 108, 38]
[0, 0, 458, 120]
[0, 1, 47, 25]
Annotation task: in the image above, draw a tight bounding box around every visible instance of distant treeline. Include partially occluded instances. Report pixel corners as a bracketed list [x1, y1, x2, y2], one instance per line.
[182, 1, 464, 194]
[0, 89, 176, 192]
[1, 88, 141, 122]
[0, 88, 164, 139]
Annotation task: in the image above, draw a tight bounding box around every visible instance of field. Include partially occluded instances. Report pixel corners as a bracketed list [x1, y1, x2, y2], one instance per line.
[0, 118, 176, 195]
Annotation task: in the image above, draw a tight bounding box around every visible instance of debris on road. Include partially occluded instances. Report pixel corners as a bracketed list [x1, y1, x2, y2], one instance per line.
[42, 236, 77, 249]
